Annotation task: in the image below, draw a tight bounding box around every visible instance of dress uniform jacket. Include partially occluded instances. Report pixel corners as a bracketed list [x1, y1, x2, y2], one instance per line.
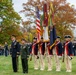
[40, 42, 45, 55]
[31, 42, 38, 55]
[47, 42, 53, 55]
[10, 41, 20, 57]
[55, 41, 63, 56]
[21, 44, 29, 59]
[64, 41, 73, 56]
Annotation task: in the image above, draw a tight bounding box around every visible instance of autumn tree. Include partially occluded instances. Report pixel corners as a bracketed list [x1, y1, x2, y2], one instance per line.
[0, 0, 22, 44]
[21, 0, 76, 39]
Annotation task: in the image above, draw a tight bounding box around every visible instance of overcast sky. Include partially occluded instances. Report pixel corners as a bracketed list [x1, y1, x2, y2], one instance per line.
[12, 0, 76, 36]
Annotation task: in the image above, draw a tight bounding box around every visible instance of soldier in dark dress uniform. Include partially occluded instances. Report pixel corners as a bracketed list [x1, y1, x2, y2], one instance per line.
[10, 35, 20, 72]
[21, 39, 29, 74]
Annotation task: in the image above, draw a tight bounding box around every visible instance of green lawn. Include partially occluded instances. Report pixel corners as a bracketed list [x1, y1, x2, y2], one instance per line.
[0, 56, 76, 75]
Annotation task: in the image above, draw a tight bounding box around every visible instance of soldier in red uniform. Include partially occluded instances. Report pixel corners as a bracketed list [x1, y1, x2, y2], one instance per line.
[31, 37, 39, 70]
[47, 40, 53, 71]
[39, 37, 45, 70]
[64, 35, 73, 72]
[54, 36, 63, 71]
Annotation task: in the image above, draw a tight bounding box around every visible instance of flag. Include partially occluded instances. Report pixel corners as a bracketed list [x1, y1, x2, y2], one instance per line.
[48, 2, 56, 49]
[43, 26, 49, 42]
[50, 26, 57, 49]
[48, 2, 54, 26]
[43, 3, 48, 27]
[42, 3, 49, 42]
[36, 6, 41, 43]
[50, 2, 54, 25]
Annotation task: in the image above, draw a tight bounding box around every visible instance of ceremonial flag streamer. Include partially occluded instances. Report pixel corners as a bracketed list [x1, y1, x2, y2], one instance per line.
[43, 3, 49, 42]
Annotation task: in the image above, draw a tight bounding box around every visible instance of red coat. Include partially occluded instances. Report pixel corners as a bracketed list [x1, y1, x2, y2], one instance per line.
[31, 42, 38, 55]
[47, 42, 53, 55]
[39, 42, 45, 55]
[64, 41, 73, 56]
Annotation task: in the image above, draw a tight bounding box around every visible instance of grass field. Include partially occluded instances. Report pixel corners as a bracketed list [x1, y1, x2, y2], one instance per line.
[0, 56, 76, 75]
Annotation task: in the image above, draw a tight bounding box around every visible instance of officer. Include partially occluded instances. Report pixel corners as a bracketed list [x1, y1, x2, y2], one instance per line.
[20, 39, 29, 74]
[39, 37, 45, 70]
[31, 37, 39, 70]
[10, 35, 20, 72]
[47, 39, 53, 71]
[55, 36, 63, 71]
[64, 35, 73, 72]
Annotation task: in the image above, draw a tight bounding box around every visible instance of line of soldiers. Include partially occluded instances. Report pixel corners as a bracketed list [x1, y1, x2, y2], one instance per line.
[10, 34, 73, 74]
[31, 35, 73, 72]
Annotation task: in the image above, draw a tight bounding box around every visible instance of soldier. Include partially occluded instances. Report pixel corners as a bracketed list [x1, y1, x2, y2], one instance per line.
[20, 39, 29, 74]
[47, 39, 53, 71]
[39, 37, 45, 71]
[4, 42, 9, 57]
[55, 36, 63, 71]
[31, 37, 39, 70]
[64, 35, 73, 72]
[10, 35, 20, 72]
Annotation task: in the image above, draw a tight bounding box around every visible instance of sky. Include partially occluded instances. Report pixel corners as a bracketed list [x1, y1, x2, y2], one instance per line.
[12, 0, 76, 36]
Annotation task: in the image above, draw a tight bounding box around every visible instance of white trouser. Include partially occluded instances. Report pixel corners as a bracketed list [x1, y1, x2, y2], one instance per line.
[47, 55, 52, 70]
[39, 55, 45, 70]
[65, 55, 72, 71]
[33, 55, 39, 69]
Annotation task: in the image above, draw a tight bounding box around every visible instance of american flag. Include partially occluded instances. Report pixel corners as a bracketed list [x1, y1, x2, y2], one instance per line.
[36, 6, 41, 43]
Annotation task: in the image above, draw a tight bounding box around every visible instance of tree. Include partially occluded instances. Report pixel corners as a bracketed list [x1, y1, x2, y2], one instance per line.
[0, 0, 22, 44]
[21, 0, 76, 39]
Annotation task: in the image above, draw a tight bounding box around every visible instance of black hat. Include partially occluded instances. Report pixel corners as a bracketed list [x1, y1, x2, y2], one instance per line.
[57, 36, 60, 38]
[64, 35, 68, 38]
[64, 35, 71, 38]
[33, 37, 37, 40]
[68, 35, 71, 38]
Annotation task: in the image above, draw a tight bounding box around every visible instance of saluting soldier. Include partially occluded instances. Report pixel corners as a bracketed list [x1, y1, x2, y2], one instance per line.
[47, 39, 53, 71]
[20, 39, 29, 74]
[55, 36, 63, 71]
[64, 35, 73, 72]
[31, 37, 39, 70]
[10, 35, 20, 72]
[39, 37, 45, 71]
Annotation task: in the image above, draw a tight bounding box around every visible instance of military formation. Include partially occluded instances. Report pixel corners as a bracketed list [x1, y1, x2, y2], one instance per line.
[0, 34, 75, 74]
[30, 35, 73, 72]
